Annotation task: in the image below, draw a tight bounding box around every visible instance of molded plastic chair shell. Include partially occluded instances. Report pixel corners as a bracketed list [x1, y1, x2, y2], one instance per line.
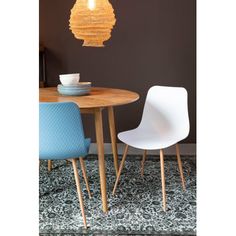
[39, 102, 90, 160]
[118, 85, 190, 150]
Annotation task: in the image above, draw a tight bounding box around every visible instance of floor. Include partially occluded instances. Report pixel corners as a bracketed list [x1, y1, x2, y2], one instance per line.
[39, 155, 196, 235]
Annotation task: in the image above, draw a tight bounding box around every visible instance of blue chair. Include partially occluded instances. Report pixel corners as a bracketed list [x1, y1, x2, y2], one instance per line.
[39, 102, 91, 228]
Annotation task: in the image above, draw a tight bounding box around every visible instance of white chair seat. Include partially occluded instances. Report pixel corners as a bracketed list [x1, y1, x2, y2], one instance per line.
[118, 85, 189, 150]
[118, 128, 179, 150]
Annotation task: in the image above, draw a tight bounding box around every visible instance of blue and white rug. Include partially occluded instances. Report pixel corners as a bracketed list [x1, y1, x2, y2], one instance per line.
[39, 155, 196, 235]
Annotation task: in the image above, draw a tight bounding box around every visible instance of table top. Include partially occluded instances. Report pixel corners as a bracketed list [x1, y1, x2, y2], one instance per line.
[39, 87, 140, 109]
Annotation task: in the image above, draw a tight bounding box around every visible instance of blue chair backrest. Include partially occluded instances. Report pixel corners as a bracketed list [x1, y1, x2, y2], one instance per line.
[39, 102, 88, 160]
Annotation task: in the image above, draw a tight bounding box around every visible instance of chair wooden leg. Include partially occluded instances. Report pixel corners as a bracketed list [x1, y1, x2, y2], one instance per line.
[71, 159, 87, 229]
[48, 160, 52, 172]
[79, 158, 92, 199]
[141, 150, 147, 177]
[176, 144, 186, 191]
[160, 149, 167, 211]
[112, 144, 129, 195]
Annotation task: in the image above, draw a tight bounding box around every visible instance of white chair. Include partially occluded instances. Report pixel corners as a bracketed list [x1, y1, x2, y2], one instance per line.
[112, 85, 190, 211]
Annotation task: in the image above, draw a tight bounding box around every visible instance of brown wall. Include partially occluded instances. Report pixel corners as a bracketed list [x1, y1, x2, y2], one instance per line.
[39, 0, 196, 143]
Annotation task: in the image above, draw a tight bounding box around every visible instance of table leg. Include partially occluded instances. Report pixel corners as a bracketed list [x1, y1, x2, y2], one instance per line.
[94, 108, 108, 213]
[108, 106, 119, 176]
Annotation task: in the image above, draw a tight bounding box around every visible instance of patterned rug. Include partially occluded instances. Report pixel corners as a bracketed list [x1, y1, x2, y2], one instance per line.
[39, 155, 196, 235]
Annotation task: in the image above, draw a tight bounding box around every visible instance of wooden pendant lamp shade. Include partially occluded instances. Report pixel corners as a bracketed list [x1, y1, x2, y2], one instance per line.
[69, 0, 116, 47]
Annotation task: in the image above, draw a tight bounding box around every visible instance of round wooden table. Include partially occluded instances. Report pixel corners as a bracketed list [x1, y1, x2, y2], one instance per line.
[39, 87, 139, 212]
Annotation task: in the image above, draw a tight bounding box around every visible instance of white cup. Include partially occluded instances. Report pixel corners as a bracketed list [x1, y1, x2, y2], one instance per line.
[59, 73, 80, 86]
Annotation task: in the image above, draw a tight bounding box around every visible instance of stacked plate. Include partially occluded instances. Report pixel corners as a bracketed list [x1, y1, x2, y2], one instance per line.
[57, 82, 91, 96]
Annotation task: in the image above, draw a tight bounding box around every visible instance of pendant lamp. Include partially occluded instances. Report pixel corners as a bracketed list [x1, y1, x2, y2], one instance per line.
[69, 0, 116, 47]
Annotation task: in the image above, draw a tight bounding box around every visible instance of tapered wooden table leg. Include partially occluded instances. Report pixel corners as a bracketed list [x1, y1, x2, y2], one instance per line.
[94, 108, 108, 213]
[108, 106, 119, 176]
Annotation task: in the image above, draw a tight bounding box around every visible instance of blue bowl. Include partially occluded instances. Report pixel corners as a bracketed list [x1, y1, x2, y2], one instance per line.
[57, 84, 91, 96]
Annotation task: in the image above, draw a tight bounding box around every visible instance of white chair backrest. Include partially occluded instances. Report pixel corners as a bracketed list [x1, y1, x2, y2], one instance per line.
[138, 86, 190, 140]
